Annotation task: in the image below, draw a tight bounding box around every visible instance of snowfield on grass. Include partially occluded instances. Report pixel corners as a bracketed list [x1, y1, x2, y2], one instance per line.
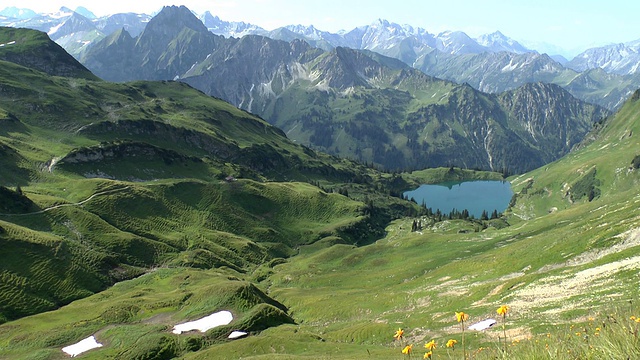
[61, 335, 103, 357]
[469, 318, 497, 331]
[172, 310, 233, 334]
[228, 331, 248, 339]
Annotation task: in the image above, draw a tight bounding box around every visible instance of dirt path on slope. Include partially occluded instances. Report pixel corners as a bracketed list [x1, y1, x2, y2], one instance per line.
[0, 187, 130, 217]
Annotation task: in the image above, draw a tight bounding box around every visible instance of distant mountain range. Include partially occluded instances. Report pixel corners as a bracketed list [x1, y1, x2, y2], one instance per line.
[199, 15, 531, 56]
[0, 6, 150, 58]
[3, 5, 640, 112]
[75, 5, 610, 174]
[567, 40, 640, 75]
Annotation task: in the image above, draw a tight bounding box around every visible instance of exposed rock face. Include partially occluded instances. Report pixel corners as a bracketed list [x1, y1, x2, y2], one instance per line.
[78, 120, 235, 159]
[59, 141, 202, 164]
[497, 82, 605, 158]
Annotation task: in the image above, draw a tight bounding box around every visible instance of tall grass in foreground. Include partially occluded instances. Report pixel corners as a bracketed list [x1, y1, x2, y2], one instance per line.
[394, 305, 640, 359]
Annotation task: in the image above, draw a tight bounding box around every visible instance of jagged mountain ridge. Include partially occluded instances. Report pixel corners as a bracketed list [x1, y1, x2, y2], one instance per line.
[5, 6, 639, 111]
[0, 6, 533, 58]
[157, 12, 640, 110]
[567, 41, 640, 75]
[81, 6, 224, 82]
[78, 5, 609, 173]
[412, 49, 639, 110]
[0, 6, 150, 58]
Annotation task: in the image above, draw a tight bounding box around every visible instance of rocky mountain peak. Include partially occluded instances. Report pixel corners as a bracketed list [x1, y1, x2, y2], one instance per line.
[46, 11, 96, 40]
[74, 6, 96, 19]
[142, 5, 208, 39]
[476, 31, 530, 54]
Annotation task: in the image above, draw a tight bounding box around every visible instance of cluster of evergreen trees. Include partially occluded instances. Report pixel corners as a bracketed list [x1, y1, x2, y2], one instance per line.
[417, 206, 499, 222]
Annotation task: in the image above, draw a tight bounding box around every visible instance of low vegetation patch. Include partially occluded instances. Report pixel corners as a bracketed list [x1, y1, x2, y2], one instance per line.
[632, 154, 640, 169]
[570, 167, 600, 202]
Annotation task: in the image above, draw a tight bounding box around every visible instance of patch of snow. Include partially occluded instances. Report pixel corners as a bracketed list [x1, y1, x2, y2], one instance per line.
[469, 319, 497, 331]
[172, 310, 233, 334]
[285, 121, 300, 135]
[501, 60, 518, 72]
[228, 331, 248, 339]
[49, 10, 73, 19]
[62, 335, 103, 357]
[48, 22, 64, 36]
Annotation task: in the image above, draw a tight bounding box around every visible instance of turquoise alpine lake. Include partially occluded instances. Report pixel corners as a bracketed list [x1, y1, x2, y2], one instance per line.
[403, 180, 513, 218]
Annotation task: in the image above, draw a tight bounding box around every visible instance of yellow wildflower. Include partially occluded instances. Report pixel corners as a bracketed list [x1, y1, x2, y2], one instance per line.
[446, 339, 458, 348]
[496, 305, 509, 316]
[455, 311, 469, 322]
[631, 316, 637, 321]
[402, 344, 413, 355]
[394, 328, 404, 340]
[423, 350, 433, 359]
[424, 340, 436, 350]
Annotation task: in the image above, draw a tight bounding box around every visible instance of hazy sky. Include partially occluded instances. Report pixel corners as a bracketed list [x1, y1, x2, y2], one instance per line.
[4, 0, 640, 56]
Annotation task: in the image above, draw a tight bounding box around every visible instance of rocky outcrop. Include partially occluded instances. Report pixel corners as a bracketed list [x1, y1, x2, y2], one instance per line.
[59, 141, 202, 165]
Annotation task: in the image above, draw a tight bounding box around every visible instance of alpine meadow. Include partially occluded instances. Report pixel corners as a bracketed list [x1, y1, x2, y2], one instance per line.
[0, 4, 639, 360]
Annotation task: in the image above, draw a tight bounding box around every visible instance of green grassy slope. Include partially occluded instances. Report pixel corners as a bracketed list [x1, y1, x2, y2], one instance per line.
[0, 36, 425, 330]
[0, 172, 378, 323]
[0, 96, 637, 358]
[0, 26, 98, 80]
[0, 267, 294, 360]
[176, 93, 640, 359]
[508, 90, 640, 219]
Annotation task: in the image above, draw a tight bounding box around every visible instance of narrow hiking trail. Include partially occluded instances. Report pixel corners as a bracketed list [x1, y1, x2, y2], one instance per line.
[0, 187, 130, 217]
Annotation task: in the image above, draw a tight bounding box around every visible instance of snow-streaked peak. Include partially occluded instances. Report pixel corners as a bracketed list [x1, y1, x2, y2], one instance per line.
[567, 42, 640, 75]
[435, 30, 486, 54]
[476, 31, 531, 54]
[199, 11, 265, 38]
[49, 7, 74, 19]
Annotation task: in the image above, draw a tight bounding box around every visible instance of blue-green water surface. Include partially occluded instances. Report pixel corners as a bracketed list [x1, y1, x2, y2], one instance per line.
[403, 181, 513, 218]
